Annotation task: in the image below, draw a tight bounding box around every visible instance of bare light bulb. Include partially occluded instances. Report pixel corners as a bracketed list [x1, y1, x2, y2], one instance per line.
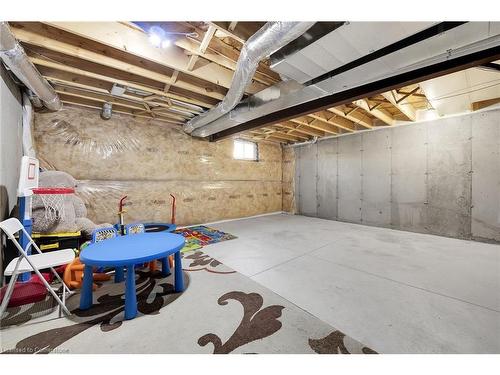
[149, 33, 162, 48]
[161, 39, 171, 48]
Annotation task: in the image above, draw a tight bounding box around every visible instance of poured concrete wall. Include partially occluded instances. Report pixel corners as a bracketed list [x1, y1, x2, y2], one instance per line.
[34, 106, 283, 226]
[295, 108, 500, 242]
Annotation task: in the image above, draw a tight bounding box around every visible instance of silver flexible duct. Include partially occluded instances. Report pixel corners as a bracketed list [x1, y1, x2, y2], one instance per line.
[0, 22, 62, 111]
[183, 21, 315, 134]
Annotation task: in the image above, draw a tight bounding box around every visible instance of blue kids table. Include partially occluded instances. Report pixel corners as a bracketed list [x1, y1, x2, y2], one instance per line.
[79, 232, 185, 320]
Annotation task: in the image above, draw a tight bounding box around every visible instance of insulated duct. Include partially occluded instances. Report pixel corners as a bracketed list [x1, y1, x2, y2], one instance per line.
[183, 21, 315, 134]
[0, 22, 62, 111]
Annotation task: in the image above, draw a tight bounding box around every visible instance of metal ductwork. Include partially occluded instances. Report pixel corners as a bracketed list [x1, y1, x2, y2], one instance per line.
[191, 22, 500, 140]
[0, 22, 62, 111]
[183, 21, 315, 134]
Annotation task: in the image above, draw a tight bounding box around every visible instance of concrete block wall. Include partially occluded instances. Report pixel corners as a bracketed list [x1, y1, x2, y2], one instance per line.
[295, 108, 500, 242]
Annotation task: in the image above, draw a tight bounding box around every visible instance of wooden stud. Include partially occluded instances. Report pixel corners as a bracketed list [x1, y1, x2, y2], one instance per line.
[40, 22, 266, 94]
[308, 111, 356, 132]
[294, 117, 338, 135]
[352, 99, 395, 125]
[186, 55, 199, 71]
[175, 36, 278, 86]
[12, 25, 228, 102]
[46, 75, 198, 116]
[228, 22, 238, 32]
[395, 87, 420, 103]
[381, 90, 417, 121]
[55, 88, 186, 122]
[471, 97, 500, 111]
[327, 106, 373, 129]
[59, 99, 182, 125]
[199, 25, 217, 54]
[31, 56, 213, 108]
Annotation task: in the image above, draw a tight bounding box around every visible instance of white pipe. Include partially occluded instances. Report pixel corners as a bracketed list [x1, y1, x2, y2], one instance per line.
[285, 137, 318, 148]
[0, 22, 62, 111]
[183, 22, 315, 134]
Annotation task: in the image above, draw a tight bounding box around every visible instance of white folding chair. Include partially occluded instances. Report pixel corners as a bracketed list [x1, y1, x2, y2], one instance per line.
[0, 218, 75, 318]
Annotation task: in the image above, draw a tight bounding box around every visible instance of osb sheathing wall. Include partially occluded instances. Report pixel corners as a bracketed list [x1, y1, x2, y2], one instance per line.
[33, 106, 283, 226]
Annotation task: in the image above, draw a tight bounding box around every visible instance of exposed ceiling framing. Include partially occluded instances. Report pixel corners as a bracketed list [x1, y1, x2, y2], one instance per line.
[7, 21, 468, 145]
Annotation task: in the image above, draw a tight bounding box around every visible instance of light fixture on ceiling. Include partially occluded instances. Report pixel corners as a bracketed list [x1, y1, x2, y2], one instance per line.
[131, 22, 198, 49]
[149, 33, 162, 48]
[149, 25, 167, 48]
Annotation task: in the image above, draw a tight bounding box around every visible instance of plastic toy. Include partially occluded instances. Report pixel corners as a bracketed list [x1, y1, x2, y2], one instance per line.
[62, 233, 114, 290]
[63, 257, 111, 291]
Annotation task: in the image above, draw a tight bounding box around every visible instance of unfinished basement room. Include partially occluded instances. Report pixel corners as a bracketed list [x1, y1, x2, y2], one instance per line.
[0, 2, 499, 372]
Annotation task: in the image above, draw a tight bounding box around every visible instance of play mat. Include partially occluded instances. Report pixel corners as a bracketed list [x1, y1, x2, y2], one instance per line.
[174, 226, 237, 253]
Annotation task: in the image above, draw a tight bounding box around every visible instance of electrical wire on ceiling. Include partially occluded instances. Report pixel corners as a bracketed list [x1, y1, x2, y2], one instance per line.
[24, 47, 203, 117]
[427, 80, 500, 101]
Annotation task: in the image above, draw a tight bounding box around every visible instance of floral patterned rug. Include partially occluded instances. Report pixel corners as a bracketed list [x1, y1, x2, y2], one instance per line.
[174, 226, 238, 253]
[0, 250, 376, 354]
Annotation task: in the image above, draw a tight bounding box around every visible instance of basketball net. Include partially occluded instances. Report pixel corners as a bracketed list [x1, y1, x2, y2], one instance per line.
[32, 187, 74, 221]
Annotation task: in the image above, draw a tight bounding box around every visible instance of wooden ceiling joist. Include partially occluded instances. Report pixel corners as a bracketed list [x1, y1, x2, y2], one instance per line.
[471, 97, 500, 111]
[228, 22, 238, 32]
[175, 37, 278, 86]
[381, 90, 417, 121]
[262, 127, 310, 141]
[177, 22, 279, 85]
[209, 22, 246, 44]
[7, 21, 437, 145]
[283, 121, 325, 137]
[308, 111, 357, 132]
[10, 25, 226, 103]
[274, 123, 316, 138]
[327, 106, 373, 129]
[292, 117, 338, 135]
[53, 85, 188, 122]
[352, 99, 395, 126]
[30, 56, 214, 109]
[40, 22, 267, 95]
[59, 96, 182, 125]
[46, 76, 199, 117]
[185, 25, 217, 72]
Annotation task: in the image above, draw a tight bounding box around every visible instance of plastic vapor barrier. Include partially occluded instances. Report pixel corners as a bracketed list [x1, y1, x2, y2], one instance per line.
[33, 106, 284, 226]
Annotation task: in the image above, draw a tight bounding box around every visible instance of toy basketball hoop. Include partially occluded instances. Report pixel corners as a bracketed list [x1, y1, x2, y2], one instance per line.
[32, 187, 75, 221]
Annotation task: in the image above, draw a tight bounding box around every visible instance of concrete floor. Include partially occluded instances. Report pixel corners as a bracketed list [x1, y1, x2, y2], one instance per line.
[204, 213, 500, 353]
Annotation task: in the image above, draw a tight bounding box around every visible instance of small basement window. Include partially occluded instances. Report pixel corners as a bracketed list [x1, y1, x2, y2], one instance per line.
[233, 139, 258, 161]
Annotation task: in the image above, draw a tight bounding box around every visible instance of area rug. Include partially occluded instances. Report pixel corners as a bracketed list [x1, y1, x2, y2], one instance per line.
[175, 225, 237, 253]
[0, 250, 376, 354]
